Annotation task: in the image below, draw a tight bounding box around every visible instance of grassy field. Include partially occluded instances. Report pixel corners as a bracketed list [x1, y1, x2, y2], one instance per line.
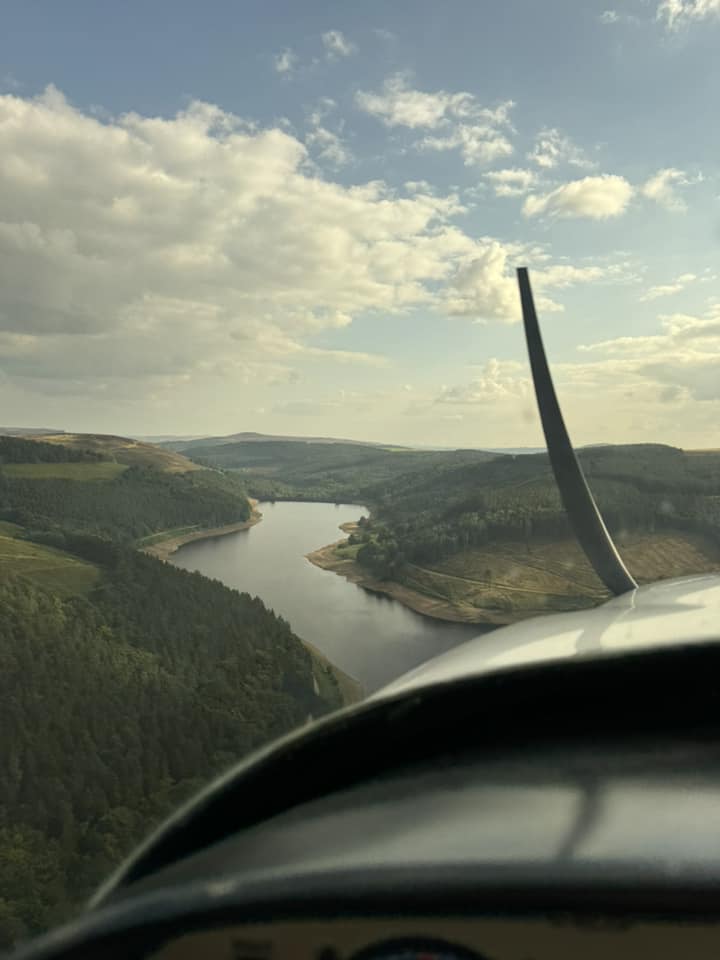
[1, 462, 128, 480]
[0, 526, 99, 595]
[399, 530, 720, 623]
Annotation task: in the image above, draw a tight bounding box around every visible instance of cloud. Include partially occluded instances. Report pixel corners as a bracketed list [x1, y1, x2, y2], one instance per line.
[0, 87, 485, 387]
[273, 49, 297, 74]
[599, 9, 641, 24]
[527, 128, 594, 170]
[436, 358, 530, 404]
[0, 84, 642, 431]
[657, 0, 720, 29]
[321, 30, 356, 59]
[639, 273, 696, 301]
[305, 99, 351, 166]
[355, 73, 514, 166]
[420, 124, 514, 166]
[356, 74, 515, 167]
[576, 306, 720, 400]
[484, 167, 537, 197]
[641, 167, 693, 212]
[356, 73, 475, 128]
[443, 242, 624, 322]
[523, 174, 634, 219]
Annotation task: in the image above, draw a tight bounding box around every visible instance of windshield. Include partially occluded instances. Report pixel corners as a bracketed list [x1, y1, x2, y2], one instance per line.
[1, 0, 719, 946]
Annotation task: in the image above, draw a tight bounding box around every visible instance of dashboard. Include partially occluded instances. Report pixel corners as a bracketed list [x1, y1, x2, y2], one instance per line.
[150, 917, 720, 960]
[16, 640, 720, 960]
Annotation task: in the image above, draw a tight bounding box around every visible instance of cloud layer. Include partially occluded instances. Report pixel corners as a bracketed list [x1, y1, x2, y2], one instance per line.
[0, 87, 619, 396]
[523, 174, 634, 219]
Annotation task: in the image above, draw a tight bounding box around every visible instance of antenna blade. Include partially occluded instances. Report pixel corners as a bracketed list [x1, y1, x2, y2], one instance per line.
[517, 267, 637, 596]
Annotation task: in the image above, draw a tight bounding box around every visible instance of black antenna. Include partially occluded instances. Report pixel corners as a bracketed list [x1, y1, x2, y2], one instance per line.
[517, 267, 637, 596]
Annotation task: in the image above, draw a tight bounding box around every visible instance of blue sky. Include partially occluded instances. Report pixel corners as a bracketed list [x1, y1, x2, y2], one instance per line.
[1, 0, 719, 446]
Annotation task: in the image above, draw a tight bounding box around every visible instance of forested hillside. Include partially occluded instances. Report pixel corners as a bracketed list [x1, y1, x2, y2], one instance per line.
[308, 444, 720, 623]
[0, 467, 251, 542]
[352, 444, 720, 578]
[175, 437, 496, 502]
[0, 436, 342, 946]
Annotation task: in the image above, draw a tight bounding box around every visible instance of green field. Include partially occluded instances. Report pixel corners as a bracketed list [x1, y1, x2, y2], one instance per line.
[0, 527, 99, 595]
[1, 462, 128, 480]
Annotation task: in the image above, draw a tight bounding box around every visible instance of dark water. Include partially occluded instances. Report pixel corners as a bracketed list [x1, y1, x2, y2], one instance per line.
[171, 501, 484, 693]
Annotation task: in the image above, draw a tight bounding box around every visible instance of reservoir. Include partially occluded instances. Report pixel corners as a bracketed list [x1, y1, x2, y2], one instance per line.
[171, 501, 484, 693]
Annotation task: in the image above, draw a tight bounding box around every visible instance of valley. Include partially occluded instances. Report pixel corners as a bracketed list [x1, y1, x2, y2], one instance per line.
[4, 428, 720, 946]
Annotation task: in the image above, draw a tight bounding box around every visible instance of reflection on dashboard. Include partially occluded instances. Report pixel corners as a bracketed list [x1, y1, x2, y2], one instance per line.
[150, 916, 720, 960]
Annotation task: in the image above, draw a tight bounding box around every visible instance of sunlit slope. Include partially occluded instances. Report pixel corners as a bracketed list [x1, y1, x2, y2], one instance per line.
[406, 532, 720, 623]
[0, 521, 98, 595]
[0, 434, 250, 542]
[39, 433, 202, 473]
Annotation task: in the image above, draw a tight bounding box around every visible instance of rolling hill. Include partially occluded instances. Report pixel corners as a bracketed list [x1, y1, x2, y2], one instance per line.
[173, 436, 498, 502]
[0, 433, 248, 543]
[39, 433, 202, 473]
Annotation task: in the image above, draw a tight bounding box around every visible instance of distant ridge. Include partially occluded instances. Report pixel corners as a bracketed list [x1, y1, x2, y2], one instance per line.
[0, 426, 65, 436]
[165, 431, 390, 450]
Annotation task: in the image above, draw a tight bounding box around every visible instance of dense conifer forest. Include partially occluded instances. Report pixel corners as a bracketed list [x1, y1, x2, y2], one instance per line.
[0, 437, 341, 946]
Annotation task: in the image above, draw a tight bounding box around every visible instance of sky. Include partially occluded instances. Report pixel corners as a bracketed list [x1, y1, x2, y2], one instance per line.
[1, 0, 719, 448]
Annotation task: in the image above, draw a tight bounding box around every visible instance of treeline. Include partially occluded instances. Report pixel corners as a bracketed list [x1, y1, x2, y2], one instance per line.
[0, 436, 103, 464]
[0, 466, 251, 542]
[0, 544, 340, 945]
[352, 445, 720, 580]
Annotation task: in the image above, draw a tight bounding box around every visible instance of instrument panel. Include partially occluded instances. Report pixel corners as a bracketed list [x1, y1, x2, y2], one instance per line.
[150, 916, 720, 960]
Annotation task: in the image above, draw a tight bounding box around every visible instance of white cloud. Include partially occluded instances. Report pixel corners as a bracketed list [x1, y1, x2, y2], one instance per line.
[484, 167, 537, 196]
[639, 273, 697, 301]
[0, 87, 485, 388]
[641, 167, 692, 212]
[273, 49, 297, 74]
[657, 0, 720, 29]
[356, 74, 515, 167]
[356, 73, 477, 128]
[600, 9, 620, 22]
[436, 358, 530, 405]
[523, 174, 634, 219]
[443, 241, 624, 323]
[306, 99, 352, 167]
[321, 30, 356, 59]
[576, 305, 720, 404]
[527, 128, 594, 170]
[420, 124, 514, 166]
[0, 84, 644, 438]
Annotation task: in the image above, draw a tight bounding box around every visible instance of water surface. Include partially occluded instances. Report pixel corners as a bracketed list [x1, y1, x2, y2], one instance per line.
[171, 501, 484, 692]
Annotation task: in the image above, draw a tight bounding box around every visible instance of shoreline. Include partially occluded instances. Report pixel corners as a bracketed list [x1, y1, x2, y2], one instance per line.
[306, 537, 513, 627]
[142, 500, 363, 708]
[141, 500, 263, 561]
